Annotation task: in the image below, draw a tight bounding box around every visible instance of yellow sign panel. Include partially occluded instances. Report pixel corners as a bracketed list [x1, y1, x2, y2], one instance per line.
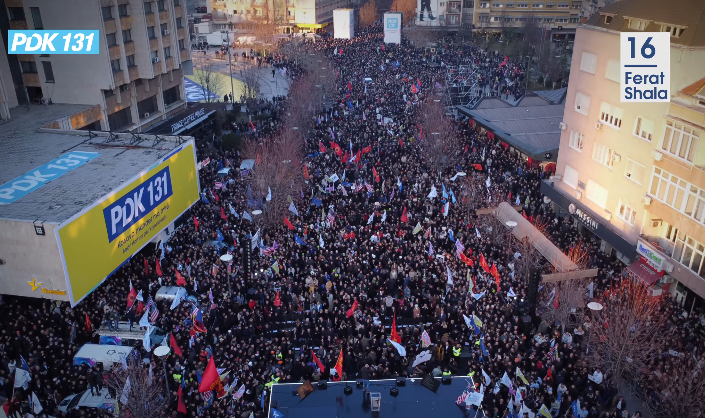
[56, 141, 200, 306]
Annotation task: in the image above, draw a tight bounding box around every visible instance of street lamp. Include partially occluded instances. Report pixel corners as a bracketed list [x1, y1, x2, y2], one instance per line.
[154, 346, 171, 400]
[220, 253, 234, 293]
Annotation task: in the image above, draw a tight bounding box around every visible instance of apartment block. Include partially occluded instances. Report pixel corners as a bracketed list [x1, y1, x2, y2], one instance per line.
[207, 0, 353, 29]
[0, 0, 193, 132]
[542, 0, 705, 312]
[470, 0, 583, 36]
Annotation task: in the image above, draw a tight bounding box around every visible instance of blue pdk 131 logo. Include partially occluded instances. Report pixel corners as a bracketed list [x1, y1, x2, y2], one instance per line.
[387, 18, 399, 29]
[9, 30, 99, 54]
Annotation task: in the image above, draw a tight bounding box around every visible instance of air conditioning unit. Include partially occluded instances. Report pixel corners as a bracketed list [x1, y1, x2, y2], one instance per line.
[642, 196, 652, 205]
[144, 112, 150, 118]
[595, 121, 603, 130]
[653, 150, 663, 161]
[152, 57, 160, 63]
[613, 153, 621, 163]
[604, 209, 612, 221]
[163, 30, 169, 36]
[574, 190, 582, 199]
[559, 122, 567, 130]
[650, 218, 662, 227]
[662, 269, 675, 279]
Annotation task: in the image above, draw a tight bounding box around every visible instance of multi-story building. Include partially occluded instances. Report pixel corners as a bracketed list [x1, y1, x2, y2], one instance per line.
[207, 0, 353, 30]
[541, 0, 705, 312]
[468, 0, 583, 36]
[0, 0, 193, 132]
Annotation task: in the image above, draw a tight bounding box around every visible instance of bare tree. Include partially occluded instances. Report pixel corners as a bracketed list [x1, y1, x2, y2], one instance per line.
[540, 278, 589, 333]
[241, 66, 261, 104]
[194, 60, 224, 103]
[586, 279, 668, 389]
[298, 51, 336, 111]
[511, 235, 543, 284]
[417, 99, 462, 177]
[389, 0, 416, 26]
[242, 131, 306, 228]
[107, 365, 168, 418]
[641, 354, 705, 418]
[285, 76, 317, 133]
[404, 28, 434, 48]
[359, 0, 379, 27]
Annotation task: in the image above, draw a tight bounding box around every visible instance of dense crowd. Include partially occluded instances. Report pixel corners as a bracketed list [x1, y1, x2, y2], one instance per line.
[1, 25, 704, 418]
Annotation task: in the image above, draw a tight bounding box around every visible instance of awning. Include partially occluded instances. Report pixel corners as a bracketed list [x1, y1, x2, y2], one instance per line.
[146, 108, 216, 135]
[297, 23, 326, 29]
[626, 261, 661, 286]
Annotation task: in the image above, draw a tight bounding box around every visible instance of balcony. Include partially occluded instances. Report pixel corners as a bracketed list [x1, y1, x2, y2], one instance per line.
[159, 11, 170, 22]
[146, 13, 156, 25]
[177, 28, 186, 39]
[9, 20, 28, 30]
[109, 44, 122, 61]
[180, 48, 191, 62]
[120, 16, 132, 30]
[639, 235, 675, 259]
[129, 65, 139, 80]
[153, 60, 163, 75]
[149, 38, 160, 50]
[113, 70, 125, 86]
[124, 41, 136, 56]
[104, 19, 117, 33]
[166, 56, 176, 71]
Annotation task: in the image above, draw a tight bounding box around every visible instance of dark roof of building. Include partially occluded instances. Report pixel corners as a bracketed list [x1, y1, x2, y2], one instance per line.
[681, 76, 705, 97]
[585, 0, 705, 47]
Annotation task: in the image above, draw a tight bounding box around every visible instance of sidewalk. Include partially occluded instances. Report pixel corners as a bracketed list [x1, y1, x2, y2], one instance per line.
[192, 49, 290, 101]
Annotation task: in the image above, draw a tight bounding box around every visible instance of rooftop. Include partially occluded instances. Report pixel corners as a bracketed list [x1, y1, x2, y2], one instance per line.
[585, 0, 705, 47]
[0, 105, 190, 224]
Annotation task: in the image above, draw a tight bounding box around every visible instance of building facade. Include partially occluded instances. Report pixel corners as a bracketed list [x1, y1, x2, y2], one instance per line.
[207, 0, 353, 29]
[545, 0, 705, 312]
[0, 0, 193, 132]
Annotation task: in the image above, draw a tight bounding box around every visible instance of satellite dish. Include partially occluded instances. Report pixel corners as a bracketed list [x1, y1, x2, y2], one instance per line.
[220, 254, 233, 262]
[587, 302, 603, 311]
[154, 346, 171, 357]
[252, 210, 262, 215]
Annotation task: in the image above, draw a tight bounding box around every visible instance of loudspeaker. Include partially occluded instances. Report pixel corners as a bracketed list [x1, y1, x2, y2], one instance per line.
[421, 374, 441, 393]
[317, 381, 328, 390]
[396, 377, 406, 387]
[442, 375, 452, 385]
[390, 388, 399, 397]
[344, 386, 353, 395]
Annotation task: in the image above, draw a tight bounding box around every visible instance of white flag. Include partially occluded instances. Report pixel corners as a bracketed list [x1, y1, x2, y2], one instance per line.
[289, 201, 299, 216]
[508, 288, 516, 298]
[587, 282, 594, 298]
[319, 235, 325, 248]
[329, 173, 339, 182]
[500, 371, 513, 388]
[485, 176, 491, 188]
[388, 338, 406, 356]
[412, 350, 431, 367]
[14, 368, 31, 389]
[476, 227, 481, 238]
[229, 203, 239, 217]
[428, 185, 437, 199]
[30, 392, 43, 414]
[251, 229, 261, 251]
[381, 210, 387, 223]
[266, 187, 272, 201]
[170, 289, 184, 310]
[546, 287, 556, 306]
[120, 377, 131, 405]
[139, 308, 151, 327]
[368, 213, 375, 224]
[482, 368, 491, 386]
[143, 325, 153, 352]
[135, 289, 143, 302]
[443, 201, 450, 217]
[446, 265, 453, 285]
[463, 314, 473, 329]
[466, 391, 484, 407]
[538, 404, 553, 418]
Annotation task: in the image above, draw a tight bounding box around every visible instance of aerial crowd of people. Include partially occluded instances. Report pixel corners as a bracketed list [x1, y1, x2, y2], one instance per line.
[1, 23, 703, 418]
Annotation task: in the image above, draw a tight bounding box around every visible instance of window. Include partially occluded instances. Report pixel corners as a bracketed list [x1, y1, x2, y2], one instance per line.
[632, 116, 654, 141]
[564, 165, 579, 189]
[102, 6, 113, 20]
[605, 59, 620, 83]
[123, 29, 132, 42]
[572, 1, 580, 7]
[126, 54, 136, 66]
[20, 61, 37, 73]
[533, 16, 542, 22]
[492, 16, 501, 21]
[628, 18, 647, 30]
[555, 17, 568, 22]
[662, 120, 700, 163]
[603, 14, 614, 24]
[464, 0, 475, 7]
[104, 89, 115, 98]
[505, 2, 514, 6]
[30, 7, 43, 29]
[532, 2, 542, 7]
[492, 2, 503, 6]
[479, 2, 489, 7]
[624, 159, 645, 184]
[649, 167, 705, 225]
[593, 142, 616, 168]
[148, 26, 156, 38]
[41, 61, 54, 82]
[111, 59, 121, 72]
[118, 4, 129, 16]
[660, 24, 686, 37]
[151, 50, 159, 60]
[574, 92, 591, 116]
[586, 180, 608, 209]
[8, 7, 25, 21]
[557, 2, 568, 7]
[479, 14, 490, 21]
[179, 39, 185, 50]
[176, 17, 183, 28]
[144, 1, 153, 13]
[504, 16, 514, 21]
[570, 15, 579, 23]
[157, 0, 166, 11]
[545, 2, 555, 7]
[599, 102, 623, 129]
[580, 52, 597, 74]
[106, 33, 117, 46]
[517, 2, 528, 7]
[544, 17, 553, 22]
[164, 46, 171, 58]
[569, 130, 584, 152]
[672, 231, 705, 279]
[174, 0, 180, 5]
[617, 201, 637, 225]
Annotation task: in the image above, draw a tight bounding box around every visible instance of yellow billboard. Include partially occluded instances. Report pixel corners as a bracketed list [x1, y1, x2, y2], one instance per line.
[56, 140, 200, 306]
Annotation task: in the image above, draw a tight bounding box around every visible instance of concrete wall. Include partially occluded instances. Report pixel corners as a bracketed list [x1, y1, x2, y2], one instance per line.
[0, 31, 19, 119]
[0, 220, 69, 301]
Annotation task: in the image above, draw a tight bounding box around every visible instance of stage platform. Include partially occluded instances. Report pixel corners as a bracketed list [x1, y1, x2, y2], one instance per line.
[268, 378, 487, 418]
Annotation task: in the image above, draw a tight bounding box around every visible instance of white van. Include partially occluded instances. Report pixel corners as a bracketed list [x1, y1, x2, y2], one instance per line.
[58, 388, 115, 413]
[154, 286, 187, 302]
[73, 344, 134, 368]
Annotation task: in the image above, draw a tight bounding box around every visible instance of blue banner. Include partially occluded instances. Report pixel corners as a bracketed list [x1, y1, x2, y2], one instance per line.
[8, 30, 100, 54]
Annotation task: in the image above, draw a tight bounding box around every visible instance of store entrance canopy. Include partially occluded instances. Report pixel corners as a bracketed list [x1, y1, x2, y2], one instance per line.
[626, 261, 661, 286]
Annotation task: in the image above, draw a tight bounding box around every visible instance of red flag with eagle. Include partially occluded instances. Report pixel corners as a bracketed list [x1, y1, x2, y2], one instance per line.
[144, 258, 149, 276]
[303, 165, 310, 180]
[256, 153, 261, 165]
[311, 350, 326, 373]
[390, 313, 401, 343]
[284, 217, 295, 230]
[330, 141, 342, 157]
[220, 207, 227, 220]
[193, 215, 199, 231]
[274, 291, 281, 307]
[155, 259, 163, 277]
[332, 348, 344, 381]
[127, 284, 137, 308]
[362, 145, 372, 154]
[176, 269, 187, 286]
[480, 254, 490, 273]
[199, 356, 223, 393]
[319, 141, 327, 153]
[459, 252, 474, 267]
[373, 166, 380, 183]
[401, 207, 408, 223]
